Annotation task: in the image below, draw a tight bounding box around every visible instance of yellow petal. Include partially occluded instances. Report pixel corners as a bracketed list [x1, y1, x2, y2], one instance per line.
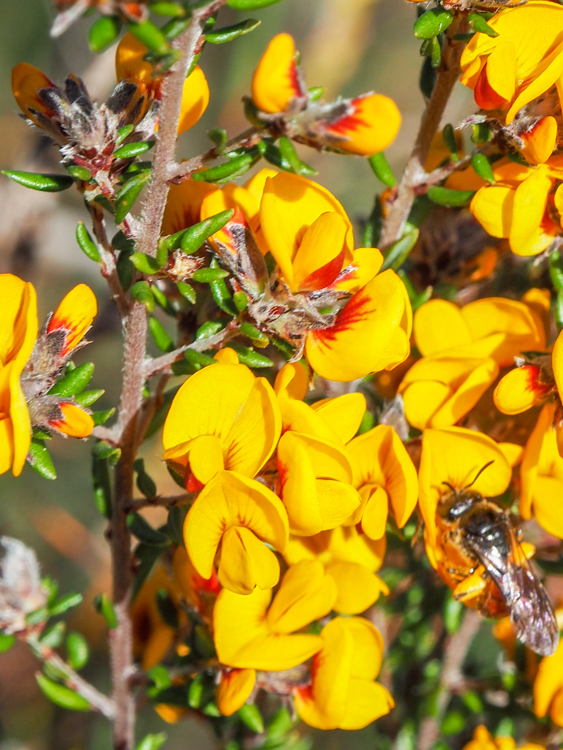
[188, 434, 225, 484]
[402, 380, 451, 432]
[521, 116, 558, 164]
[291, 212, 348, 292]
[184, 470, 288, 579]
[552, 328, 563, 399]
[116, 32, 153, 83]
[277, 432, 321, 536]
[499, 442, 524, 467]
[324, 94, 401, 155]
[470, 186, 515, 240]
[266, 560, 337, 634]
[162, 180, 218, 236]
[311, 393, 366, 444]
[306, 270, 411, 381]
[509, 166, 553, 254]
[483, 41, 516, 102]
[11, 63, 55, 124]
[8, 366, 31, 477]
[274, 362, 308, 400]
[217, 669, 256, 717]
[414, 299, 472, 356]
[50, 403, 94, 438]
[48, 284, 97, 357]
[535, 639, 563, 718]
[327, 562, 388, 615]
[494, 365, 549, 415]
[520, 403, 556, 520]
[316, 479, 361, 531]
[0, 274, 37, 370]
[530, 475, 563, 538]
[251, 33, 303, 114]
[218, 526, 280, 594]
[341, 679, 394, 730]
[178, 66, 209, 134]
[361, 486, 389, 540]
[336, 247, 384, 294]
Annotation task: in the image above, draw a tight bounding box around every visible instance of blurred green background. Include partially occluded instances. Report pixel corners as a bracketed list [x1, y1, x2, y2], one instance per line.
[0, 1, 473, 747]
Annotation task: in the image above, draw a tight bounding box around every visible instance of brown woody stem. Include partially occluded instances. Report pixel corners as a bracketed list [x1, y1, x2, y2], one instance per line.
[379, 15, 468, 250]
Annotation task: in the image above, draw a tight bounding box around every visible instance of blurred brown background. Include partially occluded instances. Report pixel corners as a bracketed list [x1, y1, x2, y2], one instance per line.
[0, 1, 472, 747]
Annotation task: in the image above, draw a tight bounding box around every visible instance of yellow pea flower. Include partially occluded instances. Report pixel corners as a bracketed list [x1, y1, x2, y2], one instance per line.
[131, 566, 179, 670]
[534, 637, 563, 727]
[183, 470, 288, 595]
[251, 33, 306, 114]
[462, 726, 544, 750]
[419, 427, 512, 577]
[345, 425, 418, 540]
[213, 560, 337, 671]
[276, 430, 360, 536]
[0, 276, 96, 476]
[294, 617, 394, 730]
[520, 403, 563, 539]
[469, 161, 563, 258]
[172, 546, 219, 621]
[162, 179, 219, 236]
[11, 63, 58, 129]
[162, 362, 281, 490]
[460, 1, 563, 124]
[116, 33, 209, 134]
[217, 669, 256, 717]
[285, 526, 387, 615]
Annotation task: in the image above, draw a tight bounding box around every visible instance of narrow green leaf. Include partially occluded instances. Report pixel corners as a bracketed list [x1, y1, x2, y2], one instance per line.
[49, 363, 95, 397]
[233, 291, 248, 312]
[278, 136, 318, 177]
[115, 172, 151, 223]
[93, 593, 118, 629]
[420, 56, 436, 99]
[128, 19, 170, 55]
[368, 152, 396, 187]
[88, 15, 122, 52]
[66, 631, 89, 670]
[192, 267, 229, 283]
[93, 440, 121, 463]
[93, 455, 112, 519]
[192, 153, 259, 184]
[414, 8, 453, 39]
[116, 125, 135, 146]
[36, 674, 91, 712]
[92, 407, 115, 426]
[184, 349, 218, 370]
[65, 164, 92, 181]
[114, 141, 154, 160]
[76, 222, 101, 262]
[381, 229, 419, 272]
[471, 152, 495, 183]
[238, 703, 264, 734]
[127, 514, 169, 546]
[177, 281, 196, 304]
[149, 1, 185, 16]
[227, 344, 273, 368]
[427, 186, 475, 207]
[181, 209, 234, 254]
[2, 170, 73, 192]
[205, 18, 261, 43]
[471, 122, 493, 144]
[39, 622, 66, 649]
[131, 281, 156, 312]
[0, 634, 16, 653]
[197, 320, 225, 340]
[74, 389, 104, 407]
[136, 734, 168, 750]
[468, 12, 499, 37]
[208, 128, 228, 152]
[28, 440, 56, 480]
[188, 673, 204, 708]
[50, 592, 83, 616]
[442, 124, 459, 162]
[133, 458, 158, 498]
[148, 317, 174, 352]
[308, 86, 325, 102]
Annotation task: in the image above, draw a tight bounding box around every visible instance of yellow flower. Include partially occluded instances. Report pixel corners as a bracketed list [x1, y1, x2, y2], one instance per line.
[462, 726, 544, 750]
[534, 637, 563, 726]
[251, 33, 305, 114]
[11, 63, 57, 129]
[520, 403, 563, 539]
[213, 560, 337, 671]
[294, 617, 394, 730]
[345, 425, 418, 540]
[162, 179, 218, 236]
[0, 277, 96, 476]
[131, 566, 178, 670]
[285, 526, 387, 615]
[217, 669, 256, 717]
[460, 1, 563, 124]
[419, 427, 512, 576]
[162, 362, 281, 490]
[172, 546, 219, 621]
[116, 33, 209, 134]
[183, 470, 288, 595]
[470, 157, 563, 257]
[399, 296, 545, 430]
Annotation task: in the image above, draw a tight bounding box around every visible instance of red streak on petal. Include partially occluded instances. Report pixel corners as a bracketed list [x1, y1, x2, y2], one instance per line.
[299, 248, 345, 291]
[326, 106, 367, 137]
[287, 60, 302, 99]
[523, 365, 552, 399]
[474, 63, 507, 110]
[310, 288, 372, 346]
[186, 468, 204, 493]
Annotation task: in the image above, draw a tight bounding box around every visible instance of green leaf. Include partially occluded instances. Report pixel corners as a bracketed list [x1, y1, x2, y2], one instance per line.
[240, 322, 269, 346]
[66, 632, 89, 670]
[127, 514, 169, 546]
[28, 440, 57, 480]
[49, 363, 95, 397]
[181, 209, 234, 254]
[209, 259, 236, 314]
[363, 197, 383, 248]
[419, 56, 436, 99]
[149, 1, 185, 16]
[192, 153, 259, 184]
[2, 170, 73, 192]
[128, 19, 170, 55]
[92, 408, 115, 426]
[116, 125, 135, 146]
[308, 86, 325, 102]
[114, 141, 154, 160]
[115, 172, 151, 223]
[441, 711, 466, 735]
[442, 124, 459, 162]
[368, 152, 396, 187]
[155, 589, 179, 628]
[227, 344, 273, 368]
[188, 673, 204, 708]
[471, 152, 495, 184]
[36, 674, 91, 711]
[471, 123, 493, 144]
[381, 229, 419, 272]
[39, 622, 66, 648]
[420, 36, 442, 68]
[443, 593, 463, 634]
[238, 704, 264, 734]
[0, 634, 16, 653]
[93, 455, 112, 519]
[358, 410, 375, 435]
[184, 349, 218, 370]
[93, 441, 121, 464]
[50, 592, 83, 616]
[414, 8, 453, 39]
[117, 248, 135, 292]
[88, 15, 122, 52]
[197, 320, 225, 340]
[426, 186, 475, 207]
[65, 164, 92, 181]
[148, 317, 174, 352]
[462, 690, 484, 713]
[266, 706, 293, 738]
[278, 137, 318, 177]
[133, 458, 158, 498]
[93, 593, 118, 629]
[192, 267, 230, 283]
[205, 18, 261, 44]
[208, 128, 228, 152]
[75, 222, 101, 262]
[131, 281, 156, 312]
[233, 291, 248, 312]
[136, 734, 168, 750]
[166, 504, 189, 547]
[74, 389, 104, 407]
[177, 281, 196, 304]
[468, 12, 499, 37]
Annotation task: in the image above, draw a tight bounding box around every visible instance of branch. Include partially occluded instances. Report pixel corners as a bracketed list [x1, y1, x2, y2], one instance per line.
[143, 327, 239, 378]
[169, 126, 264, 182]
[416, 609, 481, 750]
[379, 15, 468, 250]
[135, 0, 226, 258]
[125, 493, 192, 513]
[90, 206, 129, 320]
[29, 636, 115, 719]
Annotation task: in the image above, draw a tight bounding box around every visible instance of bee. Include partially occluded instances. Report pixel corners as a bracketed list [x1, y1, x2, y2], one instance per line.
[436, 463, 559, 657]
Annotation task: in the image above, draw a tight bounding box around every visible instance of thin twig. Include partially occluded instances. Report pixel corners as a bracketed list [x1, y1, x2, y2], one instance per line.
[90, 206, 129, 320]
[169, 126, 263, 182]
[29, 636, 115, 719]
[379, 15, 468, 250]
[125, 493, 192, 513]
[143, 327, 238, 378]
[416, 610, 481, 750]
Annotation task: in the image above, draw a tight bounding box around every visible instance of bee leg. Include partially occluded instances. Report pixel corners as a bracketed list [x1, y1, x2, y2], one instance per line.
[453, 570, 487, 603]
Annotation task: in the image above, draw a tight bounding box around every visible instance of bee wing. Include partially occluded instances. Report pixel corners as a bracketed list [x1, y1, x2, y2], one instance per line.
[468, 529, 559, 657]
